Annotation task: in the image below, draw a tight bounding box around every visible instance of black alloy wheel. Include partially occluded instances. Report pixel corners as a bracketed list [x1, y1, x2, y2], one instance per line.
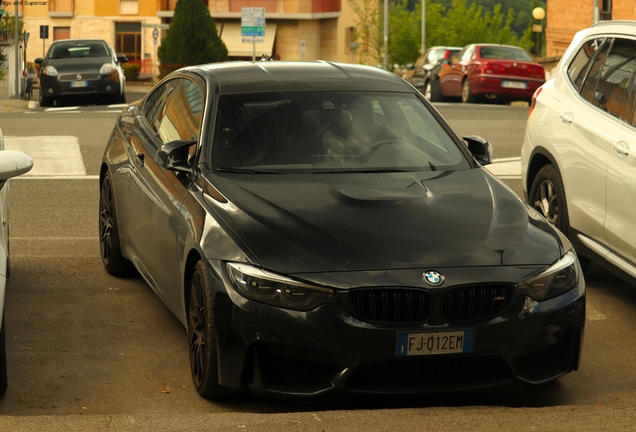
[188, 260, 226, 398]
[99, 171, 132, 275]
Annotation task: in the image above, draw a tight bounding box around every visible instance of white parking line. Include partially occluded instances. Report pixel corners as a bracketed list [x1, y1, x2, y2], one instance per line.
[4, 136, 87, 177]
[485, 156, 521, 179]
[44, 106, 80, 112]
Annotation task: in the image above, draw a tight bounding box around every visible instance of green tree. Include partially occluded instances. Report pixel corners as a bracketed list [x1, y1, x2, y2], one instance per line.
[0, 15, 25, 81]
[157, 0, 228, 77]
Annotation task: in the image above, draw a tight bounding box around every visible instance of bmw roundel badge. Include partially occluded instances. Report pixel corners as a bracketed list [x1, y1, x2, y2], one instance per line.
[423, 271, 444, 287]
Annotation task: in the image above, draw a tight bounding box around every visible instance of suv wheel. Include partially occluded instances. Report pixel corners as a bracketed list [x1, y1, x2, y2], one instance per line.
[529, 164, 569, 235]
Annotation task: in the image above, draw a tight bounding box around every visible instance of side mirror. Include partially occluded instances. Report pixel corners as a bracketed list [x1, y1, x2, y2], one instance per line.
[463, 135, 493, 166]
[0, 150, 34, 180]
[156, 140, 197, 172]
[116, 54, 128, 64]
[35, 58, 44, 65]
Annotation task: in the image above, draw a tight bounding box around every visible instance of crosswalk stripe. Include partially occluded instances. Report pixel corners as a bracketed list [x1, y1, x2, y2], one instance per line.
[5, 136, 87, 177]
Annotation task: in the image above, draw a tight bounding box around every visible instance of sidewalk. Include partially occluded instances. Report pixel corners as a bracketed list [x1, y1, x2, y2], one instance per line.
[0, 98, 36, 113]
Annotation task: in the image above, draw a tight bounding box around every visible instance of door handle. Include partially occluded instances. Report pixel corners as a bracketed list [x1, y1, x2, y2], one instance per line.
[560, 112, 574, 124]
[134, 152, 145, 167]
[614, 140, 630, 157]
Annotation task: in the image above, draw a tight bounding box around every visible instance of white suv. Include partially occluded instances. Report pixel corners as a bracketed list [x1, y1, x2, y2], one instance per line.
[521, 20, 636, 283]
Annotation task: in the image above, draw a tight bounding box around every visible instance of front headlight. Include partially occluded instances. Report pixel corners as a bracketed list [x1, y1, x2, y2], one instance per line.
[43, 66, 58, 76]
[517, 251, 580, 300]
[100, 63, 116, 74]
[227, 263, 336, 311]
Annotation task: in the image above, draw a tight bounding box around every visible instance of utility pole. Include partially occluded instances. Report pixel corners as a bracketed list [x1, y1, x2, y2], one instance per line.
[383, 0, 388, 70]
[421, 0, 426, 54]
[13, 2, 19, 99]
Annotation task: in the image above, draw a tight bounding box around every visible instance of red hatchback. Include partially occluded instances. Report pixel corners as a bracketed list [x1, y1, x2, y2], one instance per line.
[434, 44, 545, 104]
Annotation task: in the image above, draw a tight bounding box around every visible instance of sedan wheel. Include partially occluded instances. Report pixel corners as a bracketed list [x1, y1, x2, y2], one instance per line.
[461, 78, 476, 103]
[99, 171, 132, 275]
[423, 81, 432, 100]
[188, 260, 226, 398]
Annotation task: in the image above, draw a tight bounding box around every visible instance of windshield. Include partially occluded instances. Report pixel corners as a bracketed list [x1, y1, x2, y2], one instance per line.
[47, 41, 111, 59]
[211, 91, 471, 174]
[479, 46, 534, 61]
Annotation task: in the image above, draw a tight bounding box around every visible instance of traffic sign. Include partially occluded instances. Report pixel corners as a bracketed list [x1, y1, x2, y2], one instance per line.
[153, 29, 159, 40]
[241, 7, 265, 43]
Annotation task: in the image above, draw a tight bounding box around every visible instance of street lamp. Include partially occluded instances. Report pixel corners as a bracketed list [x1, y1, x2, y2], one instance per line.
[532, 7, 546, 58]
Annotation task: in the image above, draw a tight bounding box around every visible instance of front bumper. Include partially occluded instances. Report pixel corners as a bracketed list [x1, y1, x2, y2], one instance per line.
[208, 261, 585, 399]
[39, 72, 121, 100]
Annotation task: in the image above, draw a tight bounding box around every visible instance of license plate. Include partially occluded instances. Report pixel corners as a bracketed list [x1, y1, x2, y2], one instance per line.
[70, 81, 88, 88]
[501, 80, 527, 89]
[396, 329, 474, 356]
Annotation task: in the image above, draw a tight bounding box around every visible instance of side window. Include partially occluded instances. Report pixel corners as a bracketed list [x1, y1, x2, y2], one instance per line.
[579, 39, 612, 103]
[142, 79, 181, 134]
[155, 79, 203, 143]
[460, 46, 474, 62]
[149, 78, 204, 162]
[593, 38, 636, 120]
[568, 38, 606, 91]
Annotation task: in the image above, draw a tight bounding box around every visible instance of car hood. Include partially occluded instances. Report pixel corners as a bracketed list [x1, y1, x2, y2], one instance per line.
[204, 168, 563, 274]
[44, 57, 113, 73]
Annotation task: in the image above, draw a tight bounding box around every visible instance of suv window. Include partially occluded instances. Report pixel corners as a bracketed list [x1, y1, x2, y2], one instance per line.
[568, 38, 607, 91]
[592, 38, 636, 120]
[579, 39, 612, 103]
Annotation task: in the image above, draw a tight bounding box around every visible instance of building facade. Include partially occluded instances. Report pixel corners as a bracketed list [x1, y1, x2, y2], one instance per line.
[6, 0, 362, 75]
[546, 0, 636, 57]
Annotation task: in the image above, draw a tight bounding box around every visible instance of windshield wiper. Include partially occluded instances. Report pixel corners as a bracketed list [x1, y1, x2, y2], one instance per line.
[311, 168, 417, 174]
[216, 167, 283, 174]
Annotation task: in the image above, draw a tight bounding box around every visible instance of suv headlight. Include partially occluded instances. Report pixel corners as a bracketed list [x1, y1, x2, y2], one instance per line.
[227, 263, 336, 311]
[42, 66, 58, 76]
[517, 251, 580, 300]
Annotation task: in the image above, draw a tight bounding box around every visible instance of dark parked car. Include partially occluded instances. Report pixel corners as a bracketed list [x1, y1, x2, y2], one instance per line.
[100, 60, 585, 400]
[404, 46, 461, 100]
[435, 44, 545, 104]
[35, 38, 127, 107]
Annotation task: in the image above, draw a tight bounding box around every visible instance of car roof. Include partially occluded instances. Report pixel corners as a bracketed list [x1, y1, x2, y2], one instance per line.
[192, 61, 413, 94]
[50, 38, 108, 44]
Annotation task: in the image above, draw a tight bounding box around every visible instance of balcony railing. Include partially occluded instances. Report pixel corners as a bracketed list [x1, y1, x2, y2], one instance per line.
[157, 0, 206, 11]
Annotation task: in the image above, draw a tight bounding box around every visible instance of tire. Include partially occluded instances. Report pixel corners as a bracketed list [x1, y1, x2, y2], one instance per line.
[119, 91, 126, 104]
[461, 78, 476, 104]
[99, 171, 132, 276]
[423, 80, 432, 100]
[529, 164, 592, 271]
[430, 78, 443, 102]
[39, 90, 53, 108]
[0, 315, 8, 397]
[529, 164, 569, 235]
[188, 260, 227, 399]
